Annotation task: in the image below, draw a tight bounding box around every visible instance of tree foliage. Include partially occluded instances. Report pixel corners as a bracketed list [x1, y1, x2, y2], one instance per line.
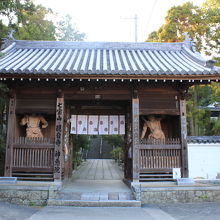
[56, 14, 85, 41]
[146, 0, 220, 64]
[72, 135, 90, 169]
[187, 84, 220, 136]
[0, 0, 85, 41]
[201, 0, 220, 61]
[103, 135, 124, 149]
[103, 135, 125, 162]
[14, 4, 56, 40]
[146, 0, 220, 136]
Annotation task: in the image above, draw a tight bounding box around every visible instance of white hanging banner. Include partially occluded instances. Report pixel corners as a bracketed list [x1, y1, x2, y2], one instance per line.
[109, 115, 119, 135]
[77, 115, 88, 134]
[99, 115, 109, 135]
[70, 115, 125, 135]
[88, 115, 99, 135]
[70, 115, 77, 134]
[119, 115, 125, 135]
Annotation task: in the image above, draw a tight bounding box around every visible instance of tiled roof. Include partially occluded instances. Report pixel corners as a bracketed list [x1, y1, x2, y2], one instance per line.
[0, 38, 219, 78]
[187, 136, 220, 144]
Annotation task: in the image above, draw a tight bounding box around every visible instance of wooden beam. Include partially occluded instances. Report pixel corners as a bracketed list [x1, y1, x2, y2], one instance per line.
[179, 99, 189, 177]
[4, 93, 16, 176]
[132, 93, 140, 181]
[54, 94, 64, 181]
[3, 74, 220, 81]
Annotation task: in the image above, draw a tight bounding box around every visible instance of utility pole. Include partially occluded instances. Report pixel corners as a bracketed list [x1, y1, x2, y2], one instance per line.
[134, 14, 138, 42]
[121, 14, 138, 42]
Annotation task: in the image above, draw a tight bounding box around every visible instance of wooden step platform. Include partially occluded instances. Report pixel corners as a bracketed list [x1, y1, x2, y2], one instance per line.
[12, 171, 54, 181]
[139, 168, 175, 182]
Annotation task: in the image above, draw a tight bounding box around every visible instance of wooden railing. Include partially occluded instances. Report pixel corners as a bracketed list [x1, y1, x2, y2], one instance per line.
[140, 138, 180, 145]
[139, 138, 181, 169]
[12, 137, 55, 171]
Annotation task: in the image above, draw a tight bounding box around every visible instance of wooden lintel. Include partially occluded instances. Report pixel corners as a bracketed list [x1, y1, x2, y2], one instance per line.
[140, 110, 180, 115]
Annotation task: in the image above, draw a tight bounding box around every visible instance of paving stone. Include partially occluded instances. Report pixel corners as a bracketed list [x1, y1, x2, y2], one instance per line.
[99, 192, 108, 200]
[108, 192, 119, 200]
[118, 192, 133, 200]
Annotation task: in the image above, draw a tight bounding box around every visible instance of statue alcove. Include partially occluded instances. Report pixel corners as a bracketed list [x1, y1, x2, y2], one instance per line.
[15, 114, 55, 139]
[140, 115, 181, 141]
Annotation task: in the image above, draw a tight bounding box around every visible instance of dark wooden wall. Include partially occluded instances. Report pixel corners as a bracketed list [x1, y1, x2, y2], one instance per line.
[138, 87, 179, 115]
[6, 82, 188, 180]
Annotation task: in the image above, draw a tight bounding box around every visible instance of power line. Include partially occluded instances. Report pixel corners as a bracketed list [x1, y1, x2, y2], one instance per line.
[146, 0, 158, 33]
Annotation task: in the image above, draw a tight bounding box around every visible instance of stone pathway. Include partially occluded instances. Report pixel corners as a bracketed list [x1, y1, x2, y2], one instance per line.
[73, 159, 123, 180]
[48, 159, 140, 207]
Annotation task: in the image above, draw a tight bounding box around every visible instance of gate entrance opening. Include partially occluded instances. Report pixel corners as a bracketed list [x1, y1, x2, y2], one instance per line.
[68, 100, 130, 181]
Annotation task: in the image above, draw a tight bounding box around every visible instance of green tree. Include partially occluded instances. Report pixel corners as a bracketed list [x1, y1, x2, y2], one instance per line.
[103, 135, 125, 161]
[103, 135, 124, 149]
[0, 1, 86, 41]
[146, 0, 220, 136]
[0, 0, 34, 37]
[56, 14, 85, 41]
[0, 0, 56, 40]
[72, 135, 90, 168]
[146, 0, 220, 64]
[201, 0, 220, 63]
[14, 4, 56, 40]
[211, 82, 220, 103]
[187, 84, 220, 136]
[213, 118, 220, 135]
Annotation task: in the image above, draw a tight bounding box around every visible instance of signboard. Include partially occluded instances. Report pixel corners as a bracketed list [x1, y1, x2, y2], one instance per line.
[70, 115, 125, 135]
[173, 168, 181, 179]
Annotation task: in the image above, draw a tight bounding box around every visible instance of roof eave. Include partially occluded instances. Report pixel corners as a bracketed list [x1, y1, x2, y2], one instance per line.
[0, 73, 220, 81]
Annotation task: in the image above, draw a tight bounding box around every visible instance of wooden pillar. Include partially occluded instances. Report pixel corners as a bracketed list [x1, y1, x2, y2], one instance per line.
[54, 93, 64, 181]
[64, 105, 71, 179]
[4, 93, 16, 176]
[132, 91, 140, 181]
[124, 103, 132, 180]
[180, 99, 189, 177]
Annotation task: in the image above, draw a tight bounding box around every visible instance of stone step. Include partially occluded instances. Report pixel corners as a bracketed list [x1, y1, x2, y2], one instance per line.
[48, 191, 141, 207]
[56, 192, 135, 201]
[47, 199, 141, 207]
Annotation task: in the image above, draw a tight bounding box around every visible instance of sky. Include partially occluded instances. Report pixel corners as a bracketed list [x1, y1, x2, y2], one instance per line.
[35, 0, 206, 42]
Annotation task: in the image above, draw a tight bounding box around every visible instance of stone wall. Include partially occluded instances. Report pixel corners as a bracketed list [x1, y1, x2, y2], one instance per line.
[133, 185, 220, 204]
[0, 182, 60, 206]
